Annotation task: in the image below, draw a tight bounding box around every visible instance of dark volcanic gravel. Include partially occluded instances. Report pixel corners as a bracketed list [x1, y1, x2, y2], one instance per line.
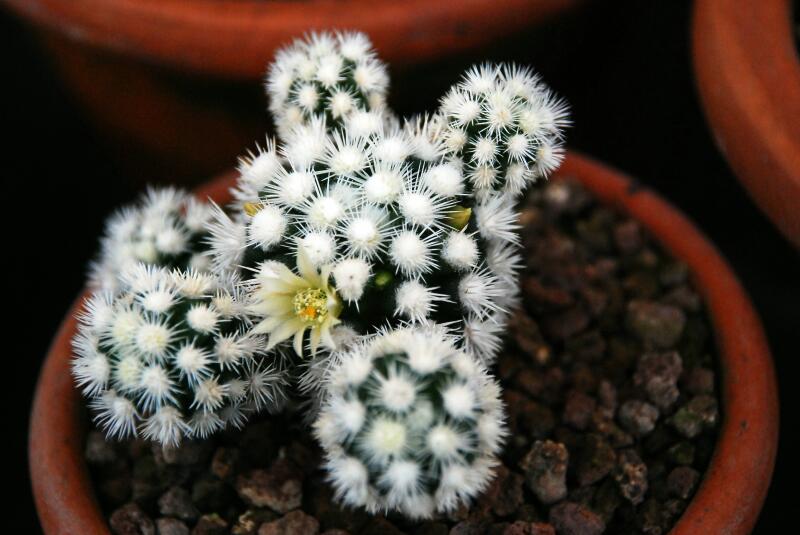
[87, 179, 720, 535]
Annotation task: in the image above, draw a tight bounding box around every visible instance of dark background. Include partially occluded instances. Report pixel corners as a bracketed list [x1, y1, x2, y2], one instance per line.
[4, 1, 796, 532]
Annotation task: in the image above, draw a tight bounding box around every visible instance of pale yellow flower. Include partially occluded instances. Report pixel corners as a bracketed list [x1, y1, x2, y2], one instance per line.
[250, 248, 342, 356]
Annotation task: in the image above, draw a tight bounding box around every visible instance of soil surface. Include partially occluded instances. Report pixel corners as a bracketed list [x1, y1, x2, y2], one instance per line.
[86, 179, 719, 535]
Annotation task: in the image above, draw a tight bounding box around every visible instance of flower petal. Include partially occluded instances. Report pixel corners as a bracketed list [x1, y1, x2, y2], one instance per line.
[259, 263, 307, 289]
[293, 329, 305, 356]
[309, 326, 322, 355]
[258, 276, 306, 295]
[296, 247, 322, 287]
[320, 264, 333, 286]
[326, 294, 342, 317]
[252, 316, 284, 334]
[250, 295, 294, 316]
[266, 318, 305, 350]
[322, 328, 337, 350]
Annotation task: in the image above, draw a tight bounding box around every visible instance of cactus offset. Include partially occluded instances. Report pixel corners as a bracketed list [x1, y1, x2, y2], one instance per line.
[314, 325, 507, 519]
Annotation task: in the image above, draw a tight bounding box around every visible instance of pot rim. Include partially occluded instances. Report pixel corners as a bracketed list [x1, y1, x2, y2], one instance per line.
[693, 0, 800, 247]
[28, 152, 778, 534]
[2, 0, 581, 79]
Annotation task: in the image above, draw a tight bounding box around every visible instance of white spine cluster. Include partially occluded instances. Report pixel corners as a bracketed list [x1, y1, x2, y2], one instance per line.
[439, 63, 569, 200]
[72, 265, 288, 446]
[90, 188, 214, 293]
[266, 32, 390, 137]
[314, 326, 506, 519]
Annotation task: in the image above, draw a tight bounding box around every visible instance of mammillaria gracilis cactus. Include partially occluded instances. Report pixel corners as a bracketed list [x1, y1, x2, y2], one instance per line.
[209, 33, 567, 368]
[266, 31, 390, 138]
[73, 265, 288, 446]
[89, 187, 215, 294]
[72, 29, 567, 521]
[313, 325, 506, 519]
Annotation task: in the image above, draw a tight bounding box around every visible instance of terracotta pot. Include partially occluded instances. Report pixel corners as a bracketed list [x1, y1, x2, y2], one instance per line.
[2, 0, 583, 184]
[29, 152, 778, 534]
[693, 0, 800, 248]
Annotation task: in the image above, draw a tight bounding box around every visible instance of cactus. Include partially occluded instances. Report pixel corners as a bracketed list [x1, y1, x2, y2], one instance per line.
[266, 31, 390, 138]
[201, 41, 570, 421]
[209, 118, 518, 365]
[89, 187, 214, 293]
[313, 325, 507, 519]
[72, 35, 569, 514]
[72, 264, 288, 446]
[439, 63, 569, 200]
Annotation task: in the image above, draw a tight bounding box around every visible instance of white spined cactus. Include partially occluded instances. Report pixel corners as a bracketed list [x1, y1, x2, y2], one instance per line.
[89, 187, 214, 293]
[210, 115, 516, 364]
[313, 325, 507, 519]
[439, 63, 569, 200]
[266, 32, 390, 138]
[72, 264, 289, 446]
[209, 35, 578, 370]
[210, 30, 568, 383]
[67, 30, 574, 522]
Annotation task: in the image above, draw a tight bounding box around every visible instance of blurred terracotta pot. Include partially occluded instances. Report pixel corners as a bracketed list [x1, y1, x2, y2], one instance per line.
[29, 152, 778, 534]
[2, 0, 582, 184]
[693, 0, 800, 248]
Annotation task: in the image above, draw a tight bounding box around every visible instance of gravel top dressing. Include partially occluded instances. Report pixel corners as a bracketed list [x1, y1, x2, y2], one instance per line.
[87, 179, 720, 535]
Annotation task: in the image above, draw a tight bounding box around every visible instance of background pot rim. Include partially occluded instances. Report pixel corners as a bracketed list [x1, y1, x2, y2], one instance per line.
[1, 0, 581, 79]
[692, 0, 800, 248]
[28, 151, 778, 534]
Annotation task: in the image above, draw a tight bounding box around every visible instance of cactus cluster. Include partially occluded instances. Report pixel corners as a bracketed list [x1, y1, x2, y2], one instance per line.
[72, 30, 567, 519]
[266, 31, 389, 138]
[209, 37, 567, 369]
[89, 188, 214, 293]
[73, 265, 288, 446]
[212, 121, 516, 363]
[314, 326, 506, 518]
[439, 64, 569, 200]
